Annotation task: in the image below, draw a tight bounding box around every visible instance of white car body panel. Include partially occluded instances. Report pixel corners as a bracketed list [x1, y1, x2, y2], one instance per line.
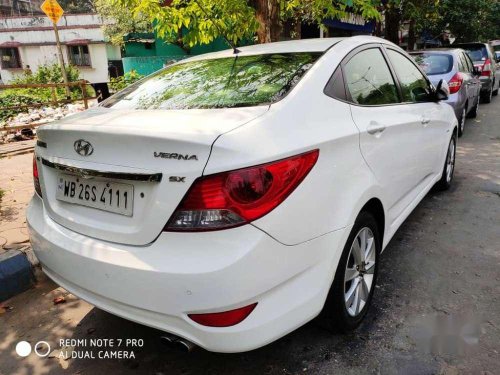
[27, 36, 457, 352]
[36, 107, 268, 245]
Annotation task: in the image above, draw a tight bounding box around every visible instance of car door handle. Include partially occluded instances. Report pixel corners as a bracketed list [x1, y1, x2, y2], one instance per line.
[367, 123, 386, 135]
[421, 117, 431, 125]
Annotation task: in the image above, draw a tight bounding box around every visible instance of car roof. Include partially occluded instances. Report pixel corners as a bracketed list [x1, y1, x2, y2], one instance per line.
[410, 49, 462, 54]
[180, 36, 396, 63]
[453, 42, 488, 47]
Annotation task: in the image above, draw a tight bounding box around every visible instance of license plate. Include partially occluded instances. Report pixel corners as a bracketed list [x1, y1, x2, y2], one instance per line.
[56, 174, 134, 216]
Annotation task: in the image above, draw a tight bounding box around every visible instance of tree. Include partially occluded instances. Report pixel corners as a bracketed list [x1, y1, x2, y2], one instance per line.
[403, 0, 439, 50]
[436, 0, 500, 43]
[57, 0, 95, 13]
[95, 0, 152, 45]
[112, 0, 380, 50]
[382, 0, 440, 49]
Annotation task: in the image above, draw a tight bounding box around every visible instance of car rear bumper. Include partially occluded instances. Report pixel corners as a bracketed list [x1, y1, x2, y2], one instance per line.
[27, 196, 348, 353]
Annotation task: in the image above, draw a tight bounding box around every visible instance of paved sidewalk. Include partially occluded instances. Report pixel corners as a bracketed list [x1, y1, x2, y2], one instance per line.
[0, 153, 34, 252]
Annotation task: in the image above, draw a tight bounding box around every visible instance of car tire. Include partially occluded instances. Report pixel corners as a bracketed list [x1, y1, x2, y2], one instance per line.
[481, 87, 493, 103]
[436, 134, 456, 191]
[457, 106, 466, 137]
[321, 211, 380, 333]
[467, 97, 479, 118]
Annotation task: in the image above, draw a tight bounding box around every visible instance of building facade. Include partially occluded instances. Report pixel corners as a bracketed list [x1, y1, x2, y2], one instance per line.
[0, 0, 44, 17]
[0, 13, 120, 92]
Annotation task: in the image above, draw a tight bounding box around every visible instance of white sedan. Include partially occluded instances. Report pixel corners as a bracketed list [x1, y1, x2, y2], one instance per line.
[28, 36, 457, 353]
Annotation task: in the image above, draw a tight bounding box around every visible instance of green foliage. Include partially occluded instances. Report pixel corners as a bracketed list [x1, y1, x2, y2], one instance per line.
[0, 188, 5, 202]
[113, 0, 259, 50]
[57, 0, 95, 13]
[436, 0, 500, 42]
[0, 63, 94, 123]
[95, 0, 152, 45]
[10, 63, 87, 102]
[403, 0, 440, 33]
[0, 92, 44, 123]
[112, 0, 381, 49]
[13, 63, 81, 86]
[284, 0, 381, 26]
[109, 70, 144, 91]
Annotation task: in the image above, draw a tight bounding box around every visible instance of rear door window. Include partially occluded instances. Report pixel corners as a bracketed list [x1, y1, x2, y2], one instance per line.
[462, 53, 474, 73]
[387, 49, 432, 103]
[102, 53, 321, 110]
[343, 48, 399, 105]
[458, 53, 469, 73]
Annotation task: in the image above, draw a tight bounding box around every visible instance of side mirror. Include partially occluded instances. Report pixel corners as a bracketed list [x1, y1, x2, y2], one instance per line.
[473, 66, 481, 76]
[434, 79, 450, 101]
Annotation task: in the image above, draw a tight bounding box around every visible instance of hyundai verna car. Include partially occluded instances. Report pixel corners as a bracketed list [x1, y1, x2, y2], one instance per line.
[410, 49, 481, 136]
[27, 36, 458, 353]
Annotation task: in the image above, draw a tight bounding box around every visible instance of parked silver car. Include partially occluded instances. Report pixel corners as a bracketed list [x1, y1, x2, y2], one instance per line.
[410, 49, 481, 137]
[454, 42, 500, 103]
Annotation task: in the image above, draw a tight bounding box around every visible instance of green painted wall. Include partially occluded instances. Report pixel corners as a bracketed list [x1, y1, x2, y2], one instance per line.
[122, 29, 238, 75]
[122, 55, 187, 76]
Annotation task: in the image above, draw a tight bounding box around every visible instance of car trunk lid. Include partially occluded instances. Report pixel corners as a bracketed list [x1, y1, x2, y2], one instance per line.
[36, 106, 268, 245]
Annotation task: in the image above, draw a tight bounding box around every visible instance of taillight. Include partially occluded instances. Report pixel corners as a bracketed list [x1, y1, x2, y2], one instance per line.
[33, 155, 42, 197]
[188, 303, 257, 327]
[448, 72, 463, 94]
[481, 58, 492, 77]
[165, 149, 319, 231]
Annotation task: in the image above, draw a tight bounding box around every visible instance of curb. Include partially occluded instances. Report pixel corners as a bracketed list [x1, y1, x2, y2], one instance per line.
[0, 246, 38, 302]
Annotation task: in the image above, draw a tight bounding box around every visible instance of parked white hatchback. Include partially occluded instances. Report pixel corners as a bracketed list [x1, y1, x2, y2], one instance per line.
[28, 36, 457, 353]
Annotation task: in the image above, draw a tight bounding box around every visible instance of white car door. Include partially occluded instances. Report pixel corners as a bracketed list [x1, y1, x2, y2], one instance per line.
[384, 47, 451, 178]
[341, 45, 431, 224]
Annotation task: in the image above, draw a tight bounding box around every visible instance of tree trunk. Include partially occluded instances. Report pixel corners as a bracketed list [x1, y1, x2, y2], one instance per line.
[251, 0, 281, 43]
[407, 19, 416, 51]
[384, 4, 401, 45]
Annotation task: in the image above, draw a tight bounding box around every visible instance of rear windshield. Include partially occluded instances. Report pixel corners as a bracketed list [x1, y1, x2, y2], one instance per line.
[102, 53, 321, 110]
[411, 53, 453, 75]
[455, 44, 488, 61]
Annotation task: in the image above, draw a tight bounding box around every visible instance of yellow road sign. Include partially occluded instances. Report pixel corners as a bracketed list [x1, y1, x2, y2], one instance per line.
[40, 0, 64, 24]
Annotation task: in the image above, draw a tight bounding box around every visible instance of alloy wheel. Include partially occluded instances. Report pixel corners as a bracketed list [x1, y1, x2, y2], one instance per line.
[344, 227, 376, 317]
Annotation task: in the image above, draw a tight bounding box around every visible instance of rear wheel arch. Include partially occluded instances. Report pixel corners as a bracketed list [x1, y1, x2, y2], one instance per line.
[359, 198, 385, 247]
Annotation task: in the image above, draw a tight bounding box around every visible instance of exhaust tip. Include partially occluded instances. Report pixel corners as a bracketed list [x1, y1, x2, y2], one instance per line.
[160, 334, 196, 353]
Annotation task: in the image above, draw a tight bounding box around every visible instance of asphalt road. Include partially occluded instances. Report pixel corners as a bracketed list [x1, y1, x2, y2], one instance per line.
[1, 97, 499, 375]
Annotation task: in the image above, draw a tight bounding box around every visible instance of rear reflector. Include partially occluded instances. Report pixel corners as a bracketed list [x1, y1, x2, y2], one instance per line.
[188, 303, 257, 327]
[33, 155, 42, 197]
[165, 149, 319, 231]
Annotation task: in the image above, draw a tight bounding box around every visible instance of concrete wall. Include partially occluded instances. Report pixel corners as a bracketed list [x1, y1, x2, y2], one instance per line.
[0, 14, 120, 84]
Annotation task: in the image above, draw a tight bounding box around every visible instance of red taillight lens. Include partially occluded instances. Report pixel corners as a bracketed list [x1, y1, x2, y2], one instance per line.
[448, 72, 463, 94]
[165, 149, 319, 231]
[481, 58, 492, 77]
[33, 154, 42, 197]
[188, 303, 257, 327]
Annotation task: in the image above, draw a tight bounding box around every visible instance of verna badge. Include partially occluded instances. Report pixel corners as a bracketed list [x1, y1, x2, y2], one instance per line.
[74, 140, 94, 157]
[154, 152, 198, 161]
